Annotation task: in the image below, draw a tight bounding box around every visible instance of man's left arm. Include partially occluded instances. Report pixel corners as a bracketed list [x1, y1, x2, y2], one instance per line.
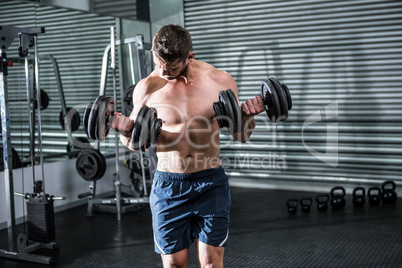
[232, 96, 265, 143]
[220, 71, 265, 143]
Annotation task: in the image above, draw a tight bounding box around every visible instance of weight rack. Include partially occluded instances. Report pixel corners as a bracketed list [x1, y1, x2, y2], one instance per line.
[79, 28, 156, 220]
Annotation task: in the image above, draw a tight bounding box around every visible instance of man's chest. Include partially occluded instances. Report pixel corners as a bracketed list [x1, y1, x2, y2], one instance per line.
[147, 83, 219, 126]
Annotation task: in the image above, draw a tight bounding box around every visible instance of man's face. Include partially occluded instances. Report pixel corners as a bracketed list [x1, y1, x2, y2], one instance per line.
[153, 56, 188, 80]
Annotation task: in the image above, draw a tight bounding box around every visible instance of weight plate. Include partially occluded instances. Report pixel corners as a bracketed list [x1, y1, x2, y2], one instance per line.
[87, 96, 104, 140]
[0, 147, 22, 171]
[269, 77, 288, 121]
[282, 84, 292, 110]
[149, 108, 162, 144]
[83, 102, 93, 138]
[214, 104, 221, 127]
[16, 233, 27, 251]
[124, 84, 136, 111]
[59, 107, 81, 132]
[131, 106, 148, 150]
[34, 89, 50, 110]
[226, 88, 242, 133]
[75, 149, 101, 181]
[218, 92, 229, 128]
[91, 149, 106, 180]
[96, 97, 114, 141]
[139, 107, 154, 151]
[261, 79, 281, 123]
[220, 90, 236, 133]
[152, 118, 163, 144]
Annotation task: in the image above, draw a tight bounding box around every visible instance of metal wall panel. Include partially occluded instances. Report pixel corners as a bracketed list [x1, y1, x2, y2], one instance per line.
[184, 0, 402, 188]
[0, 1, 119, 163]
[92, 0, 137, 20]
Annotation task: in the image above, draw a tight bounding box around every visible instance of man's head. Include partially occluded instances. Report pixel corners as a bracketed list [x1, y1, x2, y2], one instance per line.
[152, 24, 194, 80]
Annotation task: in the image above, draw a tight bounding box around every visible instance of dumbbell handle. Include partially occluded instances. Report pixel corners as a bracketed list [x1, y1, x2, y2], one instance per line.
[111, 112, 135, 137]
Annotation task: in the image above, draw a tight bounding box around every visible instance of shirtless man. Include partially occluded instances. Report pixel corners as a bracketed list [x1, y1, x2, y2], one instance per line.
[113, 24, 264, 268]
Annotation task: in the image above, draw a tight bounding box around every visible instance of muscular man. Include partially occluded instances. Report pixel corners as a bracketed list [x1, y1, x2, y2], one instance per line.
[114, 24, 264, 268]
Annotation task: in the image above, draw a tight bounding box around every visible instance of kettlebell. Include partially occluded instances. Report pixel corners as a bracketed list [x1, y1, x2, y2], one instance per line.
[330, 186, 346, 209]
[315, 194, 329, 211]
[381, 180, 397, 204]
[352, 187, 366, 208]
[300, 198, 313, 213]
[368, 187, 381, 206]
[287, 199, 298, 214]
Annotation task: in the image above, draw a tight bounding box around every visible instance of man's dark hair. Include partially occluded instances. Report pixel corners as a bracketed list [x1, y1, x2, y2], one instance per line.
[152, 24, 192, 63]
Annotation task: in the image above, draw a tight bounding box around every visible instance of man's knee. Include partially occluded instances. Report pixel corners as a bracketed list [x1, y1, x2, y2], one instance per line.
[161, 248, 189, 268]
[197, 241, 225, 268]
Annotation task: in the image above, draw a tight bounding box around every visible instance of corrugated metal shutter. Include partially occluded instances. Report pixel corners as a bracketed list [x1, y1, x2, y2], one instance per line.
[184, 0, 402, 188]
[1, 1, 119, 163]
[92, 0, 137, 20]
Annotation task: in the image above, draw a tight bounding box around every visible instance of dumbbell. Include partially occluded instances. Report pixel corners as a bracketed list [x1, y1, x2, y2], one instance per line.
[213, 77, 292, 134]
[83, 96, 163, 151]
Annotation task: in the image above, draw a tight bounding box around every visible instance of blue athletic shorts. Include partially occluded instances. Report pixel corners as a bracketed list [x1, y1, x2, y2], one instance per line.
[150, 166, 231, 255]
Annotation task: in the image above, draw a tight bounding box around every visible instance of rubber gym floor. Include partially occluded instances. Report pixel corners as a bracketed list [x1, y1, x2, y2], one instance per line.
[0, 186, 401, 267]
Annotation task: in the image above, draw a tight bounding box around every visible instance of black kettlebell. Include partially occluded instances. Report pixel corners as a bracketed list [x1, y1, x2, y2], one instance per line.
[315, 194, 329, 211]
[330, 186, 346, 209]
[300, 198, 312, 213]
[368, 187, 381, 206]
[287, 199, 298, 214]
[381, 180, 397, 204]
[352, 187, 366, 208]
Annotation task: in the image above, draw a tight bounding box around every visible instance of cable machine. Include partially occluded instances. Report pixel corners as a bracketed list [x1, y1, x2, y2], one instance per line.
[0, 25, 64, 265]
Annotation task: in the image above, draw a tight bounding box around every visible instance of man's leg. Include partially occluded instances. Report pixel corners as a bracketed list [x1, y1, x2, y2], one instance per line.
[161, 247, 190, 268]
[196, 239, 225, 268]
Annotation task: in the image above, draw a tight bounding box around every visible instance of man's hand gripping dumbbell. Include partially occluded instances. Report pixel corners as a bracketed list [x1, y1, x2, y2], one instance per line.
[83, 96, 162, 151]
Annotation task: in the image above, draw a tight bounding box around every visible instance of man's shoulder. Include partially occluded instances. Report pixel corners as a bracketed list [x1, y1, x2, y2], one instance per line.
[137, 73, 166, 93]
[196, 60, 233, 80]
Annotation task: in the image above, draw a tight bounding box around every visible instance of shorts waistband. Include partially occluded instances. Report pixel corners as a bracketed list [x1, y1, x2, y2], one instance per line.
[154, 166, 224, 181]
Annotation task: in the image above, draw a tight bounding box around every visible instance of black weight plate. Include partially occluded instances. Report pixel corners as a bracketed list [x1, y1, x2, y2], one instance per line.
[124, 84, 136, 111]
[34, 89, 50, 110]
[218, 92, 228, 128]
[131, 106, 148, 150]
[220, 90, 236, 133]
[90, 149, 106, 180]
[75, 149, 100, 181]
[282, 84, 292, 110]
[139, 107, 153, 151]
[269, 77, 288, 121]
[59, 107, 81, 132]
[83, 102, 93, 138]
[149, 108, 161, 144]
[261, 79, 281, 123]
[152, 118, 163, 144]
[213, 102, 224, 128]
[96, 97, 114, 141]
[87, 96, 104, 140]
[0, 147, 22, 171]
[98, 150, 107, 178]
[226, 88, 242, 133]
